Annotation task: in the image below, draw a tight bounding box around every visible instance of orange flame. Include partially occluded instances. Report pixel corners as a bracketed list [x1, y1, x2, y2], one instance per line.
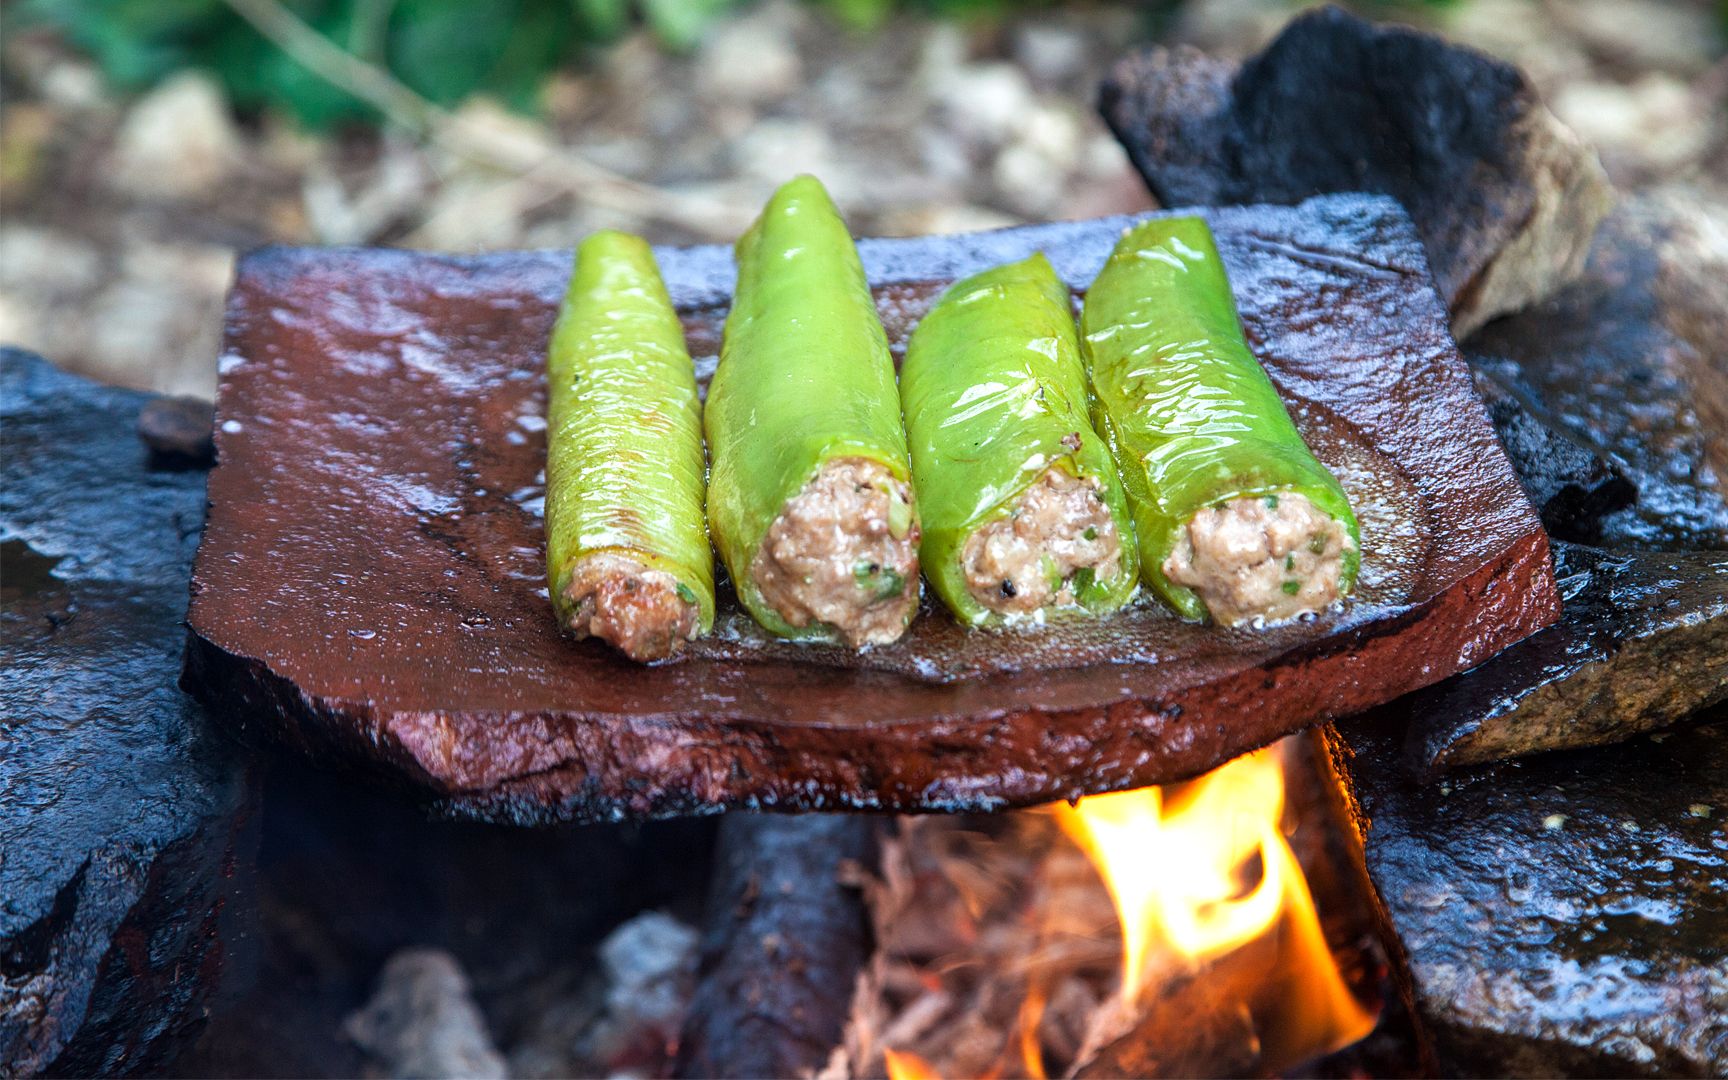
[884, 1048, 940, 1080]
[1016, 986, 1048, 1080]
[1050, 743, 1375, 1055]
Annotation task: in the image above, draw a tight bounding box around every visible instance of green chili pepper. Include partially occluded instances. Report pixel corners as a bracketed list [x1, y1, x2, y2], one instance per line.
[545, 230, 714, 656]
[901, 253, 1138, 626]
[1081, 216, 1360, 622]
[705, 175, 919, 644]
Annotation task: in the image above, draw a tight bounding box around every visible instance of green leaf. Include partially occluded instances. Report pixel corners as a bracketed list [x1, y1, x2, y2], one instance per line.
[819, 0, 893, 31]
[388, 0, 521, 106]
[571, 0, 630, 42]
[640, 0, 734, 50]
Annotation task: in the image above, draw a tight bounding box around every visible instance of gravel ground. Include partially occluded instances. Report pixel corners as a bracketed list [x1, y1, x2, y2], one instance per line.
[1, 0, 1722, 398]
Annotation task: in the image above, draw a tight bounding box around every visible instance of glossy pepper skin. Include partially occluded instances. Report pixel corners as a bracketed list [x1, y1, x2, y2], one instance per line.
[900, 253, 1138, 625]
[1081, 216, 1360, 620]
[705, 174, 917, 641]
[545, 230, 714, 632]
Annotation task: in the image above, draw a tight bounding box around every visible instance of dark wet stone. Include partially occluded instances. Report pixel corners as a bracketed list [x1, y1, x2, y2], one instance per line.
[0, 348, 256, 1076]
[1329, 715, 1728, 1077]
[1408, 543, 1728, 775]
[1099, 4, 1612, 337]
[1472, 367, 1637, 544]
[676, 815, 880, 1079]
[137, 395, 216, 468]
[1468, 194, 1728, 552]
[185, 194, 1557, 824]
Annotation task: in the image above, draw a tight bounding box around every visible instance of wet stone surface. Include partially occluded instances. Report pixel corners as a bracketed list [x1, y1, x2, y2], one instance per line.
[0, 348, 256, 1076]
[1331, 714, 1728, 1078]
[1468, 194, 1728, 553]
[1406, 542, 1728, 774]
[1471, 367, 1636, 546]
[185, 194, 1557, 824]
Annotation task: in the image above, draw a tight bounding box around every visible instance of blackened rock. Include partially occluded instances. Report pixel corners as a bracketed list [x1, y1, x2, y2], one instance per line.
[0, 348, 256, 1076]
[1330, 715, 1728, 1077]
[1468, 194, 1728, 552]
[1472, 367, 1636, 544]
[1407, 543, 1728, 774]
[1100, 5, 1612, 337]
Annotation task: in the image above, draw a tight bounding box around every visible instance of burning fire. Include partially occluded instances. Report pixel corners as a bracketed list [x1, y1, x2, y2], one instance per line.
[879, 740, 1375, 1079]
[884, 1048, 940, 1080]
[1051, 743, 1375, 1054]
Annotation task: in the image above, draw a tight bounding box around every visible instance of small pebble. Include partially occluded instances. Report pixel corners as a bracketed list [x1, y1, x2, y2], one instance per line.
[137, 395, 216, 466]
[1542, 813, 1567, 830]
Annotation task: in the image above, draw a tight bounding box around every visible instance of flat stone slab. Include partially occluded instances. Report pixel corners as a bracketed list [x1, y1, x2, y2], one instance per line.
[1407, 542, 1728, 774]
[0, 350, 255, 1076]
[184, 193, 1558, 825]
[1331, 713, 1728, 1077]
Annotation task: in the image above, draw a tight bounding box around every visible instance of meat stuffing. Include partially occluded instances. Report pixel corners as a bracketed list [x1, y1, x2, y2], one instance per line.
[563, 551, 701, 662]
[1162, 492, 1353, 626]
[961, 466, 1122, 617]
[751, 457, 920, 646]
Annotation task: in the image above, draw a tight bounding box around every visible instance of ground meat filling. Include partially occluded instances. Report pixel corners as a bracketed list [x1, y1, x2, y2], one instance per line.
[751, 458, 919, 646]
[562, 552, 700, 662]
[1162, 492, 1354, 627]
[961, 466, 1122, 617]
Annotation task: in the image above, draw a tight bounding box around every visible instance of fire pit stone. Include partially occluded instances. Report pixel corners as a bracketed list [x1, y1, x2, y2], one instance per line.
[1334, 712, 1728, 1077]
[1100, 4, 1614, 338]
[0, 348, 257, 1077]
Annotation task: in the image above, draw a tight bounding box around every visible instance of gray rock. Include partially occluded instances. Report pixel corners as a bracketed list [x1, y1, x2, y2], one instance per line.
[110, 72, 241, 200]
[1099, 5, 1614, 337]
[345, 949, 508, 1080]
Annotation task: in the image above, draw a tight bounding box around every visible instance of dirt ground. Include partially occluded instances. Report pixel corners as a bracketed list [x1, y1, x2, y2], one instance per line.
[1, 0, 1723, 398]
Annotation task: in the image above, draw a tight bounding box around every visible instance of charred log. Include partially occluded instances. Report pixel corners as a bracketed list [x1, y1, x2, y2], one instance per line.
[675, 814, 880, 1079]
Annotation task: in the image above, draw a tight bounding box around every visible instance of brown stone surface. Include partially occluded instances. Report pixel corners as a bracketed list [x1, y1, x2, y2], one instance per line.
[184, 193, 1558, 824]
[1099, 5, 1613, 338]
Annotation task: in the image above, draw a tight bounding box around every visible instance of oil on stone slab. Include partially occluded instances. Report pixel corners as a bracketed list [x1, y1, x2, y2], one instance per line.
[184, 194, 1558, 824]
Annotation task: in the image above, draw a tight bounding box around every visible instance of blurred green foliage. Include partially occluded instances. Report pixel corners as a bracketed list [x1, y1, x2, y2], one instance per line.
[17, 0, 1050, 127]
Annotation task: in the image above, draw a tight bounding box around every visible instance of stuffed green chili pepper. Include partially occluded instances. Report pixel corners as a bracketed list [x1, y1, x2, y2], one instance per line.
[705, 175, 919, 646]
[1081, 216, 1359, 626]
[900, 253, 1138, 626]
[545, 230, 714, 661]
